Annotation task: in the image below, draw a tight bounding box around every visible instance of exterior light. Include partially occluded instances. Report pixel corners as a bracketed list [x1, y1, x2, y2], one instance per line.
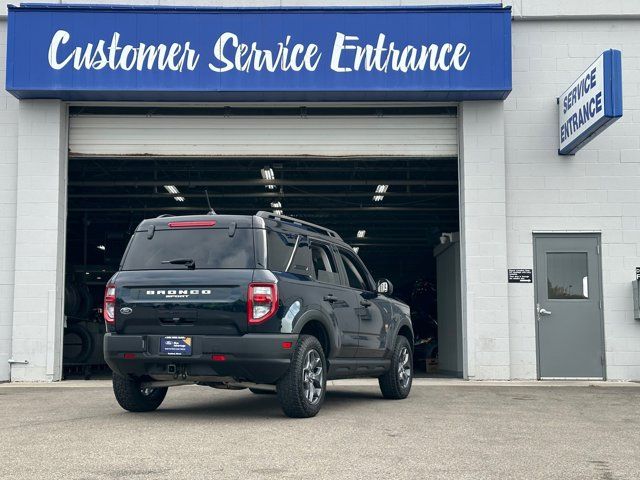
[353, 247, 360, 254]
[97, 245, 106, 251]
[357, 230, 366, 238]
[271, 201, 282, 209]
[373, 195, 384, 202]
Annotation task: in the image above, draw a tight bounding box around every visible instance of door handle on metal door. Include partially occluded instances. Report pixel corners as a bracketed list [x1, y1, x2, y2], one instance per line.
[323, 294, 338, 303]
[360, 300, 372, 307]
[536, 304, 552, 321]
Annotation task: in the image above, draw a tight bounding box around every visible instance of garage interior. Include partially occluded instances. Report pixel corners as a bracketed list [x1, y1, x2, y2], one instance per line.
[62, 106, 462, 378]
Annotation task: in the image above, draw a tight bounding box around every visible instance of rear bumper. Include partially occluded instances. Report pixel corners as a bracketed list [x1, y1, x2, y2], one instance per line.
[104, 333, 297, 384]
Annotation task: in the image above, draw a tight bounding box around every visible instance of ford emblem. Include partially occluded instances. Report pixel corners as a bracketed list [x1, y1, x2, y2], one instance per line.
[120, 307, 133, 315]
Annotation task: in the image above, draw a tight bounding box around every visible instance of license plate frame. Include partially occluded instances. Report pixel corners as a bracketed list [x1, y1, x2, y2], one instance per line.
[159, 336, 192, 356]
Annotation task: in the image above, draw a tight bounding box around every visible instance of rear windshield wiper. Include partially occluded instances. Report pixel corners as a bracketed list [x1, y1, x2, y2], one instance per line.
[162, 258, 196, 270]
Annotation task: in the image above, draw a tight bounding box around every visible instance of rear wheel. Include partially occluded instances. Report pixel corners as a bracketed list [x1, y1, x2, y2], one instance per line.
[112, 373, 168, 412]
[378, 335, 413, 400]
[276, 335, 326, 418]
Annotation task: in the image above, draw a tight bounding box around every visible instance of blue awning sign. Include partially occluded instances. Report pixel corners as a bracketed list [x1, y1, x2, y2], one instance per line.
[558, 50, 623, 156]
[6, 4, 512, 102]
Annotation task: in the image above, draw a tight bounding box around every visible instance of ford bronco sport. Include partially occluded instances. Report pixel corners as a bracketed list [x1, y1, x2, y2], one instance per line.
[104, 211, 413, 418]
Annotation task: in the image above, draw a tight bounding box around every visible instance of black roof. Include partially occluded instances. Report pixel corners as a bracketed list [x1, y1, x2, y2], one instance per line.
[134, 212, 350, 247]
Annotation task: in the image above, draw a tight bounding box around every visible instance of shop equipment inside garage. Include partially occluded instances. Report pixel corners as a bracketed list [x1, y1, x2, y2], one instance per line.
[63, 106, 461, 379]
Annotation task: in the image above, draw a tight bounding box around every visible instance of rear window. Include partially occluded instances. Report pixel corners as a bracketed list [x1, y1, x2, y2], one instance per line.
[121, 228, 255, 270]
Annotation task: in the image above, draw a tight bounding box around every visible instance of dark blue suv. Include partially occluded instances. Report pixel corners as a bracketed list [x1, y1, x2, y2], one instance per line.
[104, 211, 413, 417]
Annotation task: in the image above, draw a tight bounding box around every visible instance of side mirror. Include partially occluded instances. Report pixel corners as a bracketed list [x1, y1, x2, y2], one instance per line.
[377, 279, 393, 296]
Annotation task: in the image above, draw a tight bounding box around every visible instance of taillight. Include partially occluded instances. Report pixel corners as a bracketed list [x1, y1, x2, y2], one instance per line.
[247, 283, 278, 325]
[104, 284, 116, 324]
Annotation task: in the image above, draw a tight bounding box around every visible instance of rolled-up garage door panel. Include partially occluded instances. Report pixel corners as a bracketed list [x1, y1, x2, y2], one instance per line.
[69, 114, 458, 157]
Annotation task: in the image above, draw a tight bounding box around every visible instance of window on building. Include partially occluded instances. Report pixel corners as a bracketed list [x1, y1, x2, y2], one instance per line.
[547, 252, 589, 300]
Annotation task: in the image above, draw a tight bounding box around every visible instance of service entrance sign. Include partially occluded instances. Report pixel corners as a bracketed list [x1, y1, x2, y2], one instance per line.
[558, 49, 623, 155]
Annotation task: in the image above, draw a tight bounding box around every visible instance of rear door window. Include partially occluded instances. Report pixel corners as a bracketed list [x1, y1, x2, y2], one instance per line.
[121, 228, 255, 270]
[310, 242, 341, 285]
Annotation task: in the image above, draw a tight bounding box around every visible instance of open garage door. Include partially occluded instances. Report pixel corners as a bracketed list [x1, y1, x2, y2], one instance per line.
[69, 107, 457, 158]
[63, 106, 460, 379]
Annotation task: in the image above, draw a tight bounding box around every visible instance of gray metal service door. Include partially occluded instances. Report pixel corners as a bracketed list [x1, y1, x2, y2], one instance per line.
[534, 234, 605, 379]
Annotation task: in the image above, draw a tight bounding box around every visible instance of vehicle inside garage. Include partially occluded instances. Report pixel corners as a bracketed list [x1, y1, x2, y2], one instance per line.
[63, 106, 461, 378]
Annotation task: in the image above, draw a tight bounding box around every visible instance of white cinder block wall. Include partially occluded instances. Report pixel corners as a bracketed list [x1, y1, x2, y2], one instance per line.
[0, 18, 18, 382]
[459, 102, 510, 380]
[506, 17, 640, 380]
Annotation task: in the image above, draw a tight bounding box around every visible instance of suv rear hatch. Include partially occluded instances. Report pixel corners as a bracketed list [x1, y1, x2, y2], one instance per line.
[112, 216, 256, 336]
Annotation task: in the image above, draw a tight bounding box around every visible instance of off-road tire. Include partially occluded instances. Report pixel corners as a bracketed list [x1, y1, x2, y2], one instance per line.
[62, 323, 94, 364]
[112, 373, 168, 412]
[276, 335, 326, 418]
[249, 388, 276, 395]
[379, 335, 413, 400]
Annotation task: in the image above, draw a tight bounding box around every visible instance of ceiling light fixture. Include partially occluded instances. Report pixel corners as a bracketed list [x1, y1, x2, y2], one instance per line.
[261, 167, 274, 180]
[273, 209, 283, 215]
[270, 201, 282, 209]
[357, 230, 366, 238]
[373, 185, 389, 202]
[261, 167, 276, 190]
[353, 247, 360, 254]
[97, 245, 106, 251]
[164, 185, 186, 202]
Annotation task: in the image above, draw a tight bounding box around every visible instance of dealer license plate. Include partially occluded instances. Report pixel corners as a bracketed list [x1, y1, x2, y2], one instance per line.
[159, 336, 192, 356]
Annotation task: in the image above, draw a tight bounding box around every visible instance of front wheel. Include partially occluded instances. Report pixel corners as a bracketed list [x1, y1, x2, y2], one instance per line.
[276, 335, 326, 418]
[112, 373, 168, 412]
[378, 336, 413, 399]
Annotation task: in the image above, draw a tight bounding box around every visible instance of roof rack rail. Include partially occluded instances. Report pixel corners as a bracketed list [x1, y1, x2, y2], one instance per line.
[257, 211, 342, 240]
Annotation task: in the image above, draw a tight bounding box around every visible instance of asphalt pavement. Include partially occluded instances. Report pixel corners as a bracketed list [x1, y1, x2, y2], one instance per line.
[0, 379, 639, 480]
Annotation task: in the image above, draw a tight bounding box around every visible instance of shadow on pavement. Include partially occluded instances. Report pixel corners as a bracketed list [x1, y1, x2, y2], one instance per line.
[148, 388, 384, 420]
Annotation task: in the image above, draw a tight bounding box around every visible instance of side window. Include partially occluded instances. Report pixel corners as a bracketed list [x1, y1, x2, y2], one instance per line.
[290, 238, 313, 276]
[338, 250, 372, 291]
[266, 231, 312, 276]
[310, 242, 341, 285]
[266, 230, 297, 271]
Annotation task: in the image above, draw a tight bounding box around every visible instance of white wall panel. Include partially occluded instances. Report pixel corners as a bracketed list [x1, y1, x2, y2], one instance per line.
[69, 114, 458, 158]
